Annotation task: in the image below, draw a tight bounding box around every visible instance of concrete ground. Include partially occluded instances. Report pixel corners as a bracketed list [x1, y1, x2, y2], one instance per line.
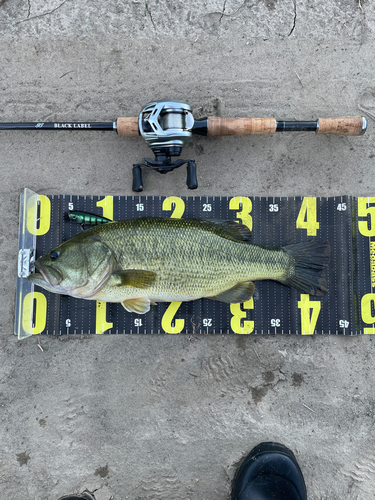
[1, 1, 375, 499]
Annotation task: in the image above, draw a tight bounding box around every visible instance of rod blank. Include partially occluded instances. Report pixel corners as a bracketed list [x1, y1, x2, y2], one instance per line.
[0, 122, 115, 131]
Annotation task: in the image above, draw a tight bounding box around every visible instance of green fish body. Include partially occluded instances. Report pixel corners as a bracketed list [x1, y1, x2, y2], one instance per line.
[29, 218, 330, 314]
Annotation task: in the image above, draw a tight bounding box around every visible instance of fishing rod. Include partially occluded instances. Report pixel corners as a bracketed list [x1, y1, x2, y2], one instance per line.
[0, 99, 367, 192]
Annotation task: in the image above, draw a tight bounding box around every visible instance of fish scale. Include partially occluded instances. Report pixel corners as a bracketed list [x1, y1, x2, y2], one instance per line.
[95, 220, 286, 294]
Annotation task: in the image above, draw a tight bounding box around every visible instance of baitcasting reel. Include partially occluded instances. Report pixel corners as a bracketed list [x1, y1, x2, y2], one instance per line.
[132, 100, 198, 192]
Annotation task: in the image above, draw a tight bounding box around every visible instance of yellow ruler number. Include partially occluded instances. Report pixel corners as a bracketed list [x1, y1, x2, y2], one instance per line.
[298, 294, 321, 335]
[361, 293, 375, 334]
[95, 301, 113, 334]
[22, 292, 47, 335]
[162, 196, 185, 218]
[26, 194, 51, 236]
[96, 196, 114, 221]
[296, 197, 319, 236]
[230, 300, 254, 334]
[358, 197, 375, 237]
[229, 196, 253, 231]
[95, 196, 114, 334]
[161, 301, 184, 334]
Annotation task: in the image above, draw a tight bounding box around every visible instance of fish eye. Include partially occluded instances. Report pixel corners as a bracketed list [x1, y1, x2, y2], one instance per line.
[50, 250, 60, 261]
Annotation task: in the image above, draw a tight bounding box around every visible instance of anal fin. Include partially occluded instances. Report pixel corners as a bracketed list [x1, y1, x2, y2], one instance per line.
[208, 281, 255, 304]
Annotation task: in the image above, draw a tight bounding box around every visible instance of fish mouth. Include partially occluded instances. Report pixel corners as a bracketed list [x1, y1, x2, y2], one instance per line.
[32, 262, 63, 287]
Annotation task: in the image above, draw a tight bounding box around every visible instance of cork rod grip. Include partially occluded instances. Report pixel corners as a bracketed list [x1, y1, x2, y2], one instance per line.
[208, 117, 277, 136]
[317, 116, 365, 135]
[116, 117, 139, 136]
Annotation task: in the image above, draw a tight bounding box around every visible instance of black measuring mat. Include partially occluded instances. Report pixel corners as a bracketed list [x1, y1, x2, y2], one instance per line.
[15, 192, 375, 336]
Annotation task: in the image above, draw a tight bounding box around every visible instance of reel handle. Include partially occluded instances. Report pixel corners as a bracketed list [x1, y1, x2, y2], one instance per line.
[186, 161, 198, 190]
[132, 165, 143, 192]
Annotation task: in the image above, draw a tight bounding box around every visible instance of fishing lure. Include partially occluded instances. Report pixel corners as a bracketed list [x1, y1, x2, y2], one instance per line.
[68, 211, 111, 225]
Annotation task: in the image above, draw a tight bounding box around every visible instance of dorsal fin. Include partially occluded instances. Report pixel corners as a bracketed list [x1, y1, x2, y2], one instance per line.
[199, 219, 252, 242]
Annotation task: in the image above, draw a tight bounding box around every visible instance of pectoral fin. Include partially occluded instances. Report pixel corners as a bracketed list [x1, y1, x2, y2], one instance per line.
[209, 281, 255, 304]
[112, 270, 156, 288]
[121, 297, 151, 314]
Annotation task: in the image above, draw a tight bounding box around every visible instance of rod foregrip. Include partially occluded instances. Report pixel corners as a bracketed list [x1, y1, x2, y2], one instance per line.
[317, 116, 366, 136]
[207, 117, 277, 136]
[116, 117, 139, 136]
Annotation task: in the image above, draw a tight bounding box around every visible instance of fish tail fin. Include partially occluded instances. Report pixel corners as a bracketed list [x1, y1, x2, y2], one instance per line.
[280, 240, 331, 296]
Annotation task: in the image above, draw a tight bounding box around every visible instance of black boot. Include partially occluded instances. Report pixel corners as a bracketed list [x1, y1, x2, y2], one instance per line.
[231, 442, 307, 500]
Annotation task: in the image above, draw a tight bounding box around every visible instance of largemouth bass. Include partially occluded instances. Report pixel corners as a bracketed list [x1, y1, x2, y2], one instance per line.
[28, 218, 330, 314]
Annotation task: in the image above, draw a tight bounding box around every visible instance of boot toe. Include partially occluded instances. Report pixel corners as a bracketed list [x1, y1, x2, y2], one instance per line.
[232, 442, 307, 500]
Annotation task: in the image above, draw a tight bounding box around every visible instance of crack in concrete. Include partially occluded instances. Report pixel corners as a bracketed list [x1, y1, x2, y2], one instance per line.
[206, 0, 251, 21]
[145, 2, 156, 30]
[219, 0, 227, 22]
[16, 0, 70, 24]
[288, 0, 297, 37]
[27, 0, 31, 18]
